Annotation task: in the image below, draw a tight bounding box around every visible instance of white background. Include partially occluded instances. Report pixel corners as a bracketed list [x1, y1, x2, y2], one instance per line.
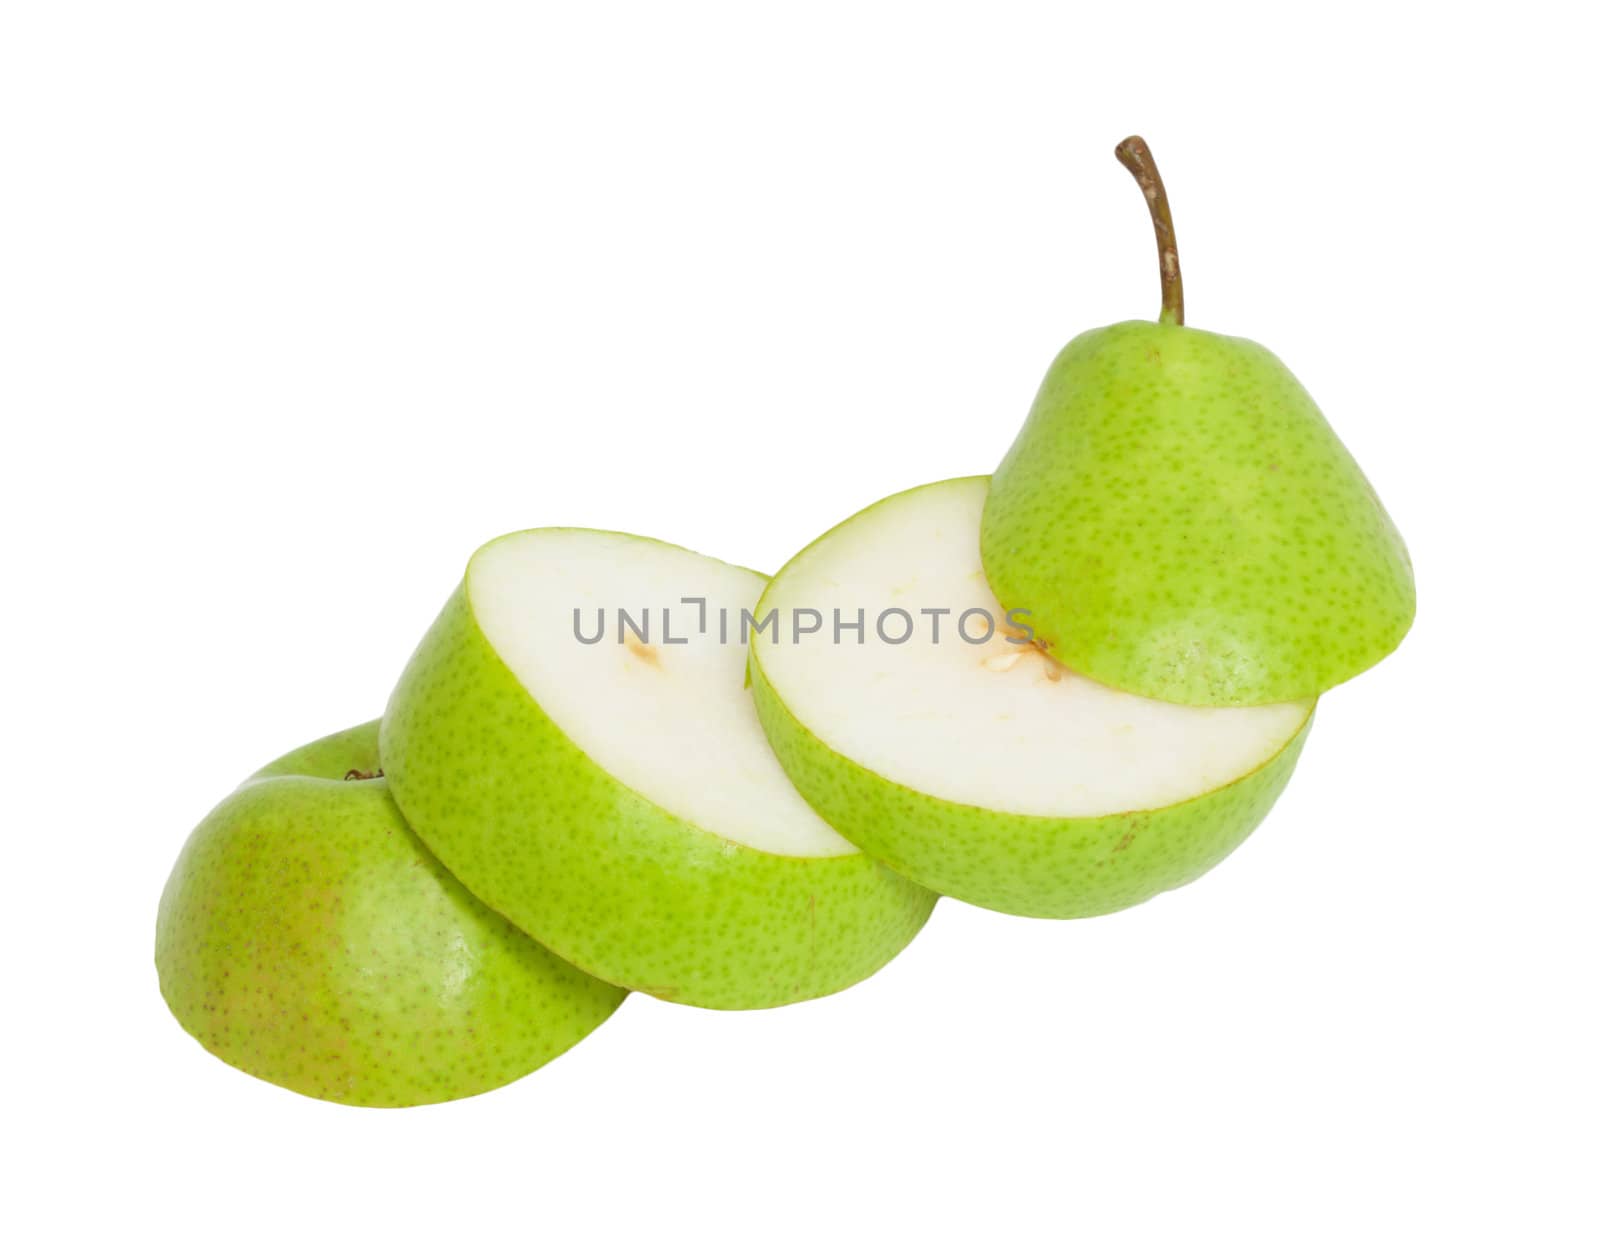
[3, 3, 1595, 1238]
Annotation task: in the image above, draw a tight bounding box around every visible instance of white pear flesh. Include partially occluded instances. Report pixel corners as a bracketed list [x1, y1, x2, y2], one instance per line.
[472, 533, 852, 856]
[749, 477, 1314, 917]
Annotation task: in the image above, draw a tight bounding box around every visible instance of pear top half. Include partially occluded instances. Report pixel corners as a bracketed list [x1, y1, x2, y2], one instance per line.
[980, 138, 1414, 706]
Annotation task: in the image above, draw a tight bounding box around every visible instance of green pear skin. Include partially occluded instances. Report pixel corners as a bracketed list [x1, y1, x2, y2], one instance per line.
[155, 721, 625, 1107]
[381, 587, 937, 1011]
[751, 655, 1312, 918]
[981, 321, 1415, 706]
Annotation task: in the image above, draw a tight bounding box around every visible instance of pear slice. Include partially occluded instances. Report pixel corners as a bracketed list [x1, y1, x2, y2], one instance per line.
[980, 137, 1414, 705]
[380, 532, 936, 1010]
[155, 721, 625, 1107]
[750, 478, 1314, 918]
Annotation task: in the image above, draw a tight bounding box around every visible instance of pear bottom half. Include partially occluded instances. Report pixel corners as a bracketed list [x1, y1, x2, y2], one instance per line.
[155, 721, 625, 1107]
[751, 477, 1314, 918]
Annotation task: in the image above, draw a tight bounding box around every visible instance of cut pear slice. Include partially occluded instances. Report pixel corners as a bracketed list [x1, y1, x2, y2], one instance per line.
[381, 531, 936, 1010]
[750, 477, 1314, 918]
[155, 722, 624, 1107]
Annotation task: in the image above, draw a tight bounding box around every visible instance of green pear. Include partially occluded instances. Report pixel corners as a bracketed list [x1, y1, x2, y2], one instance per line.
[750, 477, 1313, 918]
[980, 136, 1414, 706]
[380, 530, 936, 1010]
[155, 721, 624, 1107]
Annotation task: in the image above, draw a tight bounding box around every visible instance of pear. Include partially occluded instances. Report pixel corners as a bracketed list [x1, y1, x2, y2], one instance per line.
[380, 530, 936, 1010]
[750, 477, 1313, 918]
[155, 721, 625, 1107]
[980, 136, 1414, 706]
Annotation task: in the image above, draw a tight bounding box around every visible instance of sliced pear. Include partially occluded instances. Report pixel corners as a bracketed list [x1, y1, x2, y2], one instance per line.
[155, 721, 625, 1107]
[980, 137, 1414, 705]
[381, 531, 936, 1010]
[750, 478, 1314, 918]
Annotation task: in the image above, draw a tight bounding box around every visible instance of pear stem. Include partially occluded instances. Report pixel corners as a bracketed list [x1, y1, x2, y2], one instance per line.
[1114, 136, 1184, 326]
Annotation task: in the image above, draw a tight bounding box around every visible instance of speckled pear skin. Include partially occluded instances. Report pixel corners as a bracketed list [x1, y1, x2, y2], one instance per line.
[155, 721, 625, 1108]
[751, 658, 1313, 917]
[381, 586, 937, 1011]
[981, 321, 1415, 705]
